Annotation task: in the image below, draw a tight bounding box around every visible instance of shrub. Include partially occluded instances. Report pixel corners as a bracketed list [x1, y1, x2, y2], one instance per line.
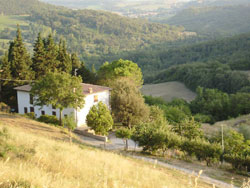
[37, 115, 60, 125]
[25, 112, 36, 120]
[0, 102, 10, 113]
[86, 102, 113, 136]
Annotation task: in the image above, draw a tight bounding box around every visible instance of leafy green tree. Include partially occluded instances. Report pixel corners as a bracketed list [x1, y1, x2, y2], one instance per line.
[111, 78, 149, 129]
[86, 102, 113, 136]
[32, 32, 46, 78]
[161, 105, 189, 124]
[148, 105, 167, 125]
[31, 72, 85, 125]
[173, 118, 203, 140]
[115, 127, 133, 150]
[8, 26, 34, 81]
[98, 59, 143, 87]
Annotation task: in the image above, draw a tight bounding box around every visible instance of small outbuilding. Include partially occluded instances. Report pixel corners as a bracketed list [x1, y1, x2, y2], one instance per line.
[14, 83, 111, 127]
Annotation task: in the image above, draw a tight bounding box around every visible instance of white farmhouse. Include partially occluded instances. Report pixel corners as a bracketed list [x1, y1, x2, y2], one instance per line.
[14, 83, 111, 127]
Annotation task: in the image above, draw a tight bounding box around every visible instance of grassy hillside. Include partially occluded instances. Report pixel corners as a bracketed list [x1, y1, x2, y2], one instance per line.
[0, 112, 212, 188]
[166, 5, 250, 36]
[141, 81, 197, 102]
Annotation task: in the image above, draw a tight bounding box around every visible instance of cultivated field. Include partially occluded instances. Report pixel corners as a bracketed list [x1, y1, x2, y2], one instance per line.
[0, 113, 212, 188]
[141, 81, 197, 102]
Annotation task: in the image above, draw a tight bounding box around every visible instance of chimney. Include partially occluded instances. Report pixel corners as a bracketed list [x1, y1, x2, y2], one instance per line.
[88, 87, 93, 94]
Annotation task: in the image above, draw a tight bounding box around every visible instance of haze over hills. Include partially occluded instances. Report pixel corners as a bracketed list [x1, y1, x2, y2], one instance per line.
[163, 4, 250, 36]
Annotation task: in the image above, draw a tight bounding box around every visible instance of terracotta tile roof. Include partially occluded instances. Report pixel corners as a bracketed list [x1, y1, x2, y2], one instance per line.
[14, 83, 111, 95]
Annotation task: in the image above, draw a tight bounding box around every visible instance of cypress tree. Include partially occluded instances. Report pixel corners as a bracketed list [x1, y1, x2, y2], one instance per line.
[0, 53, 12, 102]
[44, 34, 59, 72]
[8, 26, 34, 81]
[0, 52, 12, 85]
[57, 40, 72, 73]
[32, 33, 46, 78]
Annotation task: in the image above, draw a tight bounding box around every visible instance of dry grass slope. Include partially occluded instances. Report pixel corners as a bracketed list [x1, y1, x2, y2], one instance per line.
[0, 113, 212, 188]
[141, 81, 197, 102]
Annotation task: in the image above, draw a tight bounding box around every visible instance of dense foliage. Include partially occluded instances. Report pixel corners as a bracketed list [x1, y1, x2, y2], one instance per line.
[153, 62, 250, 93]
[190, 87, 250, 122]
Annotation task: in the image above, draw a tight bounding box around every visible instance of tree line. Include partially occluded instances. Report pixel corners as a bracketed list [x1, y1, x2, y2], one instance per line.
[150, 62, 250, 93]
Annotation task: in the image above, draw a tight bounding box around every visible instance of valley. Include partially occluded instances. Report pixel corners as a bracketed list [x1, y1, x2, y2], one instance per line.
[0, 0, 250, 187]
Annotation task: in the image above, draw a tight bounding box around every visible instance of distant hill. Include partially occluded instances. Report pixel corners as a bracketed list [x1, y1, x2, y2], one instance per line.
[165, 5, 250, 36]
[115, 32, 250, 77]
[0, 0, 59, 15]
[0, 0, 191, 61]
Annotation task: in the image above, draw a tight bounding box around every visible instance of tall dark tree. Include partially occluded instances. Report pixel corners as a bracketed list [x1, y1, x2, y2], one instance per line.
[0, 53, 12, 102]
[32, 33, 46, 78]
[44, 34, 59, 72]
[57, 40, 72, 73]
[8, 26, 34, 81]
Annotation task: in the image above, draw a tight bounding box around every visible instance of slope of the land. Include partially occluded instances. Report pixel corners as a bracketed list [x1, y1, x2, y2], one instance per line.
[166, 5, 250, 36]
[141, 81, 197, 102]
[0, 113, 211, 188]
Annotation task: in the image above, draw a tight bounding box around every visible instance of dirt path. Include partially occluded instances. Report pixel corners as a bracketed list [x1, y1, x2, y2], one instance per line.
[130, 155, 239, 188]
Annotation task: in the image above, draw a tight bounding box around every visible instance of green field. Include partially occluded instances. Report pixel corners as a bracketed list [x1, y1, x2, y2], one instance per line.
[0, 15, 29, 30]
[141, 81, 197, 102]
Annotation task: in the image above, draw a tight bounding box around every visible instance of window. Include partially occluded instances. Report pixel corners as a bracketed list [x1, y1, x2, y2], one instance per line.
[64, 114, 68, 118]
[52, 105, 56, 109]
[52, 111, 56, 116]
[94, 95, 98, 103]
[30, 107, 34, 113]
[41, 110, 45, 115]
[24, 107, 28, 114]
[29, 94, 33, 104]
